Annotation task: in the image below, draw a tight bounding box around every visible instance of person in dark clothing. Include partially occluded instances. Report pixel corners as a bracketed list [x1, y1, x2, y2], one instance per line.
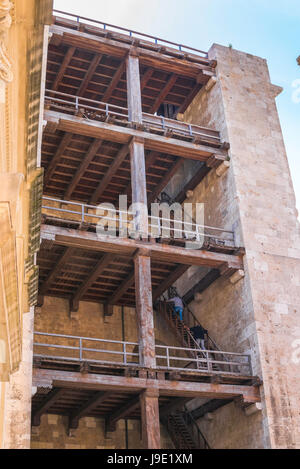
[190, 325, 208, 350]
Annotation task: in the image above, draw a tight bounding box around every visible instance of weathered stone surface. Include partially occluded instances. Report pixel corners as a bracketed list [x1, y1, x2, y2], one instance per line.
[182, 43, 300, 449]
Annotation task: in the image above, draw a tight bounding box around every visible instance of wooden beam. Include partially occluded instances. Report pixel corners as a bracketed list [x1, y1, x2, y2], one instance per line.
[147, 157, 184, 205]
[134, 252, 156, 368]
[32, 388, 65, 426]
[125, 150, 159, 199]
[65, 138, 102, 199]
[33, 369, 261, 403]
[130, 138, 148, 236]
[102, 61, 125, 102]
[71, 253, 115, 309]
[174, 163, 210, 204]
[153, 264, 189, 301]
[45, 110, 227, 161]
[160, 397, 191, 418]
[41, 224, 244, 270]
[140, 389, 161, 449]
[108, 271, 134, 305]
[52, 46, 76, 91]
[39, 247, 73, 296]
[140, 67, 154, 90]
[90, 143, 129, 204]
[178, 82, 202, 114]
[50, 25, 213, 79]
[106, 395, 140, 432]
[44, 132, 73, 186]
[126, 54, 142, 123]
[69, 391, 110, 429]
[78, 53, 103, 96]
[183, 269, 220, 304]
[191, 399, 232, 420]
[149, 74, 177, 114]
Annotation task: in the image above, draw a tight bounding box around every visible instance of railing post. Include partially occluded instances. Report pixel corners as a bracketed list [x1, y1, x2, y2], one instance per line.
[196, 349, 200, 370]
[207, 350, 212, 372]
[233, 226, 237, 247]
[75, 96, 79, 112]
[79, 338, 82, 361]
[81, 203, 85, 223]
[119, 210, 123, 236]
[248, 355, 253, 376]
[196, 224, 201, 243]
[166, 347, 170, 369]
[123, 342, 127, 365]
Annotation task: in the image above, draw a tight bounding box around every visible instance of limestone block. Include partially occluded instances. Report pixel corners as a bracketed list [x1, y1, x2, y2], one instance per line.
[245, 403, 263, 417]
[205, 76, 217, 92]
[194, 292, 203, 302]
[47, 415, 58, 425]
[84, 417, 96, 428]
[216, 161, 230, 177]
[230, 270, 245, 284]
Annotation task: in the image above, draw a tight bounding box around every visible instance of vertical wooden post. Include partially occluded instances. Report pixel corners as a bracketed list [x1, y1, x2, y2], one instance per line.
[140, 389, 161, 449]
[130, 137, 148, 237]
[126, 51, 142, 123]
[134, 251, 156, 369]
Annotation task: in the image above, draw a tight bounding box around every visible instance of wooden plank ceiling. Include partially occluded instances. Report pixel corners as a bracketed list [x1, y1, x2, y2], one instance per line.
[47, 40, 204, 115]
[32, 386, 177, 423]
[42, 129, 184, 206]
[37, 241, 192, 307]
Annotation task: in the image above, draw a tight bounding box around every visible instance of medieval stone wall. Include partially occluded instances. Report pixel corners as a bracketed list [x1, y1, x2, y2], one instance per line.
[31, 415, 172, 450]
[180, 44, 300, 449]
[31, 296, 178, 449]
[0, 0, 53, 449]
[177, 47, 270, 449]
[209, 44, 300, 450]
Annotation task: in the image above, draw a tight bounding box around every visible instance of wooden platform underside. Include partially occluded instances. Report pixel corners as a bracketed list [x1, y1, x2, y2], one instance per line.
[48, 19, 214, 118]
[38, 224, 243, 307]
[32, 365, 260, 427]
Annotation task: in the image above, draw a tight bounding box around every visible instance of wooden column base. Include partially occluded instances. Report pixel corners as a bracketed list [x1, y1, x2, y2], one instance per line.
[140, 389, 161, 449]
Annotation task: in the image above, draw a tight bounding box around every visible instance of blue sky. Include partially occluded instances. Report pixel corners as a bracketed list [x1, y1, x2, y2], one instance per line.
[54, 0, 300, 214]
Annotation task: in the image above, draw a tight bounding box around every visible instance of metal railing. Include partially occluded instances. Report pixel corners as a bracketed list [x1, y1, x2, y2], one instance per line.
[155, 343, 252, 376]
[33, 332, 139, 367]
[158, 300, 239, 373]
[33, 332, 252, 376]
[42, 196, 235, 244]
[182, 302, 237, 371]
[44, 90, 221, 145]
[53, 10, 209, 60]
[182, 405, 211, 449]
